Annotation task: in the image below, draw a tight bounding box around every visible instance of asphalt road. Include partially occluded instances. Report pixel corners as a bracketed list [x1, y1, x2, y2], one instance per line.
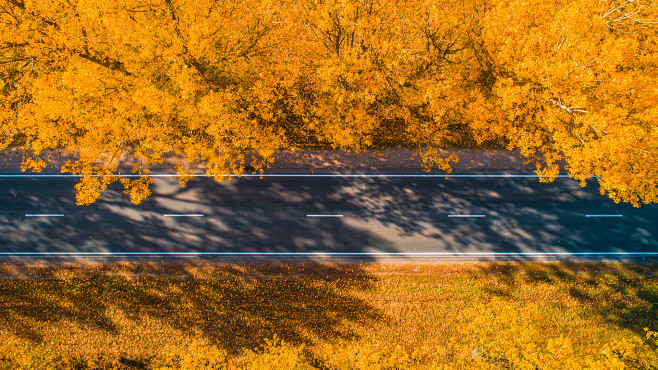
[0, 173, 656, 262]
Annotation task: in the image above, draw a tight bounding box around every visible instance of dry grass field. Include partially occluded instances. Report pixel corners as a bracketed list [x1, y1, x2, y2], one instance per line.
[0, 260, 656, 369]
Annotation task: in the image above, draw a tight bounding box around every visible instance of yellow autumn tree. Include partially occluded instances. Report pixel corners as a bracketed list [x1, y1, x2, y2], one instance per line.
[467, 0, 658, 206]
[0, 0, 656, 206]
[0, 0, 286, 205]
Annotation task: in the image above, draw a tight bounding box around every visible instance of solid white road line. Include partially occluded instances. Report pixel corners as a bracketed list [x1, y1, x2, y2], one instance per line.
[585, 214, 623, 217]
[0, 251, 656, 256]
[163, 214, 205, 217]
[306, 214, 343, 217]
[0, 174, 579, 178]
[24, 214, 64, 217]
[448, 214, 485, 217]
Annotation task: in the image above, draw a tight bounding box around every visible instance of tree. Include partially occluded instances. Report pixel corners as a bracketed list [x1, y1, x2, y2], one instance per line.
[1, 0, 656, 206]
[0, 0, 286, 205]
[466, 0, 658, 206]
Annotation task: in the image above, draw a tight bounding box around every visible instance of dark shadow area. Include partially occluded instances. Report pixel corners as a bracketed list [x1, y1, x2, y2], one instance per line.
[475, 262, 658, 338]
[0, 260, 383, 357]
[0, 175, 656, 259]
[0, 176, 401, 257]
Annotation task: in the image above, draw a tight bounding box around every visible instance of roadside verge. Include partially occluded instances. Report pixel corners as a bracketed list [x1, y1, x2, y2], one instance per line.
[0, 147, 549, 174]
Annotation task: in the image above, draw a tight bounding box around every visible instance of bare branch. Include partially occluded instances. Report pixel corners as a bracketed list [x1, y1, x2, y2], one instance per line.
[589, 123, 604, 137]
[579, 58, 597, 69]
[101, 88, 119, 97]
[600, 0, 658, 29]
[547, 98, 587, 115]
[601, 0, 638, 19]
[554, 36, 566, 56]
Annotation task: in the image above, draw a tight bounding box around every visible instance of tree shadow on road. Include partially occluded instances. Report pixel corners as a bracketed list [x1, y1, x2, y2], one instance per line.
[1, 174, 656, 257]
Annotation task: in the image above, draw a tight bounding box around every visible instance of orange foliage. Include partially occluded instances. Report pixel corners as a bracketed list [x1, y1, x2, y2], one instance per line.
[0, 0, 656, 205]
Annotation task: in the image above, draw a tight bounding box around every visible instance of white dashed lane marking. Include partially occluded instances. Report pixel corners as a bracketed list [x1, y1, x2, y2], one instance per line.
[163, 214, 205, 217]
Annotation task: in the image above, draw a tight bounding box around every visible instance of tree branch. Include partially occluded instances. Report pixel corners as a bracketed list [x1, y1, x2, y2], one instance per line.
[0, 57, 30, 65]
[5, 0, 24, 10]
[77, 52, 134, 77]
[554, 36, 566, 55]
[547, 98, 587, 115]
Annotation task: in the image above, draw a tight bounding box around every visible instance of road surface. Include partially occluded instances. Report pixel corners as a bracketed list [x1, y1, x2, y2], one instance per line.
[0, 173, 656, 262]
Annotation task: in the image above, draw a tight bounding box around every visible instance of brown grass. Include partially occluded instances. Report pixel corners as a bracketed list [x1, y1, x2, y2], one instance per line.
[0, 260, 656, 369]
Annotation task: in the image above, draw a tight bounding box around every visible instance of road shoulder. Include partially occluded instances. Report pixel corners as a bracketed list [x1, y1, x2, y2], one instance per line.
[0, 147, 546, 174]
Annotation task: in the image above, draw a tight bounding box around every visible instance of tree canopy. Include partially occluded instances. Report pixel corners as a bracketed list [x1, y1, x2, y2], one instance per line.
[1, 0, 656, 206]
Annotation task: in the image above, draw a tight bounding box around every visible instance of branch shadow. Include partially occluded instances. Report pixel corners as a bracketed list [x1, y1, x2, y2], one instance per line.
[1, 175, 656, 258]
[0, 260, 384, 359]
